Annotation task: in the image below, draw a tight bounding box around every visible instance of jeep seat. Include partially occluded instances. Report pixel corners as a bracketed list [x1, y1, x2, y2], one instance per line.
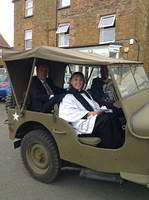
[53, 105, 101, 147]
[78, 137, 101, 146]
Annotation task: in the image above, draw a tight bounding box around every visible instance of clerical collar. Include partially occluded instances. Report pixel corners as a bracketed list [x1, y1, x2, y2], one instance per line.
[69, 87, 83, 93]
[78, 90, 84, 93]
[68, 87, 91, 98]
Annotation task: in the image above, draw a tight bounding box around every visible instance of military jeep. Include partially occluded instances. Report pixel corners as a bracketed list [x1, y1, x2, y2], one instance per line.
[2, 46, 149, 187]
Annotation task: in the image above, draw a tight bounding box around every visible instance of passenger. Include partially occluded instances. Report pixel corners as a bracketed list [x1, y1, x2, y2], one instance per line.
[91, 66, 123, 117]
[30, 62, 64, 112]
[59, 72, 124, 148]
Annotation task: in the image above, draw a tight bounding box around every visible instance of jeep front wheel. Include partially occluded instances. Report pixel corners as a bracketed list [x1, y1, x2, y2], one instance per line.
[21, 129, 61, 183]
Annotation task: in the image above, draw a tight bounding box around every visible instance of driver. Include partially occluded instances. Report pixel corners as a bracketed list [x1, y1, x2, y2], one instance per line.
[30, 62, 64, 112]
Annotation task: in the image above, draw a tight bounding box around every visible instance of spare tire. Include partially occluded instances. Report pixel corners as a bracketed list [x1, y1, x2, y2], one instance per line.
[5, 90, 15, 113]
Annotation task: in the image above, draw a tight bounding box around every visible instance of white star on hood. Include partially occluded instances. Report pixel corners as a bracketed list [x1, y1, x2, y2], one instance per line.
[13, 112, 19, 121]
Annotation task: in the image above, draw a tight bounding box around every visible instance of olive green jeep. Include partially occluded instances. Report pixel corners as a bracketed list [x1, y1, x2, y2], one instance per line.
[2, 46, 149, 187]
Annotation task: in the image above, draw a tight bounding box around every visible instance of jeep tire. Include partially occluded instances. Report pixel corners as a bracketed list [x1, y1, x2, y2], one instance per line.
[21, 129, 61, 183]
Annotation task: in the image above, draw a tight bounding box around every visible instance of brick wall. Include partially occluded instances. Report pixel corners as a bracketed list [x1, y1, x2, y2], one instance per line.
[57, 0, 136, 46]
[14, 0, 149, 70]
[135, 0, 149, 71]
[14, 0, 57, 50]
[0, 58, 3, 66]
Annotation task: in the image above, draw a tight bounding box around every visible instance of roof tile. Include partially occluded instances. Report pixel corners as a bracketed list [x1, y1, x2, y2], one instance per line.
[0, 34, 10, 48]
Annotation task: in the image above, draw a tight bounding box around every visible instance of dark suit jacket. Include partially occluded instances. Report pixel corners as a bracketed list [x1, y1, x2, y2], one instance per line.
[29, 76, 64, 112]
[91, 77, 124, 117]
[91, 77, 114, 108]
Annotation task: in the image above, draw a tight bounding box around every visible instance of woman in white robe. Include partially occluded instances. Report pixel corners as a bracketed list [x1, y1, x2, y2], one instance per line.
[59, 72, 124, 148]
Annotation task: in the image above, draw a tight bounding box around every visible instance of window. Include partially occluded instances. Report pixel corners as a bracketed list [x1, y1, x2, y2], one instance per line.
[98, 14, 116, 43]
[24, 29, 32, 50]
[99, 15, 115, 28]
[60, 0, 70, 8]
[109, 44, 121, 58]
[25, 0, 33, 17]
[109, 51, 117, 58]
[56, 23, 70, 47]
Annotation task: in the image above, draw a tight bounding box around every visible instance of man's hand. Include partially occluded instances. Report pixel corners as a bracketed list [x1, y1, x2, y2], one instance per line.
[87, 111, 101, 117]
[113, 101, 121, 108]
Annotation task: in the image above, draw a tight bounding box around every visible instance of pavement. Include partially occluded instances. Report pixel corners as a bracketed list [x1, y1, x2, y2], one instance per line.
[0, 102, 148, 200]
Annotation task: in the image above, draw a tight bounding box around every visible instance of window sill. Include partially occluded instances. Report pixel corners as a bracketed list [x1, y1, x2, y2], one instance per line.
[58, 45, 69, 48]
[57, 6, 70, 11]
[25, 47, 32, 50]
[12, 0, 20, 2]
[24, 15, 34, 19]
[99, 41, 115, 45]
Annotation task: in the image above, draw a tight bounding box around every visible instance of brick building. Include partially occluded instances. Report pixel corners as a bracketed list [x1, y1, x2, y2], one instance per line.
[13, 0, 149, 71]
[0, 34, 11, 69]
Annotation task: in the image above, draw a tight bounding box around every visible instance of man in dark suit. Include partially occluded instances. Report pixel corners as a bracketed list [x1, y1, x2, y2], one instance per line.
[30, 63, 64, 112]
[91, 66, 122, 117]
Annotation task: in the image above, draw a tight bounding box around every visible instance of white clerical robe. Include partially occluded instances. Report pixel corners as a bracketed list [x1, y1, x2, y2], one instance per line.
[59, 93, 102, 135]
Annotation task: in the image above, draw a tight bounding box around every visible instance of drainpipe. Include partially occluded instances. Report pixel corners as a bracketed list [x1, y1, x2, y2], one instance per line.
[45, 0, 58, 47]
[130, 38, 140, 61]
[46, 23, 49, 46]
[56, 0, 58, 47]
[137, 43, 140, 61]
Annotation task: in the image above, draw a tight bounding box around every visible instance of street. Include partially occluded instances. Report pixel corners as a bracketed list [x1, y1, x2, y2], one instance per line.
[0, 102, 148, 200]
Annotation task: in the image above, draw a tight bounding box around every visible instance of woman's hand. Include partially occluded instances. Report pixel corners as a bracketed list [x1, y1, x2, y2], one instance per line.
[87, 111, 101, 117]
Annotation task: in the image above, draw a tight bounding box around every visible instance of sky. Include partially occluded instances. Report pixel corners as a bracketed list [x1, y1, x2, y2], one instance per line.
[0, 0, 14, 47]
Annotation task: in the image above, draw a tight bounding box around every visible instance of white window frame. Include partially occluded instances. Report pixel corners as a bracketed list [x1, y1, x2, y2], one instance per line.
[58, 33, 69, 47]
[60, 0, 70, 8]
[24, 29, 32, 50]
[98, 14, 116, 44]
[109, 45, 121, 58]
[56, 23, 70, 34]
[100, 27, 115, 44]
[56, 23, 70, 47]
[25, 0, 33, 17]
[98, 14, 116, 28]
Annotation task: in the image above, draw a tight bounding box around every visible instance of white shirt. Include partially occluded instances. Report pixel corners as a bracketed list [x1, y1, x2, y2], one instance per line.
[59, 93, 101, 135]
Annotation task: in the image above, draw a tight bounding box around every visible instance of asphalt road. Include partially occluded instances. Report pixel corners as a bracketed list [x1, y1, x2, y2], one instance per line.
[0, 102, 148, 200]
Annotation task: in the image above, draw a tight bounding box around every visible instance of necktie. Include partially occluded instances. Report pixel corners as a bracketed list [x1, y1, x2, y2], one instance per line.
[43, 81, 53, 95]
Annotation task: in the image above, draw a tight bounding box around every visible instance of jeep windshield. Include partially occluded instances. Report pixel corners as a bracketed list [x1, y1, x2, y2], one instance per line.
[111, 64, 149, 98]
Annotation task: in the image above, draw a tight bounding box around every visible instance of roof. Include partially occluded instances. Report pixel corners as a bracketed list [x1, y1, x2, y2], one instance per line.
[0, 34, 10, 48]
[3, 46, 143, 110]
[2, 45, 141, 66]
